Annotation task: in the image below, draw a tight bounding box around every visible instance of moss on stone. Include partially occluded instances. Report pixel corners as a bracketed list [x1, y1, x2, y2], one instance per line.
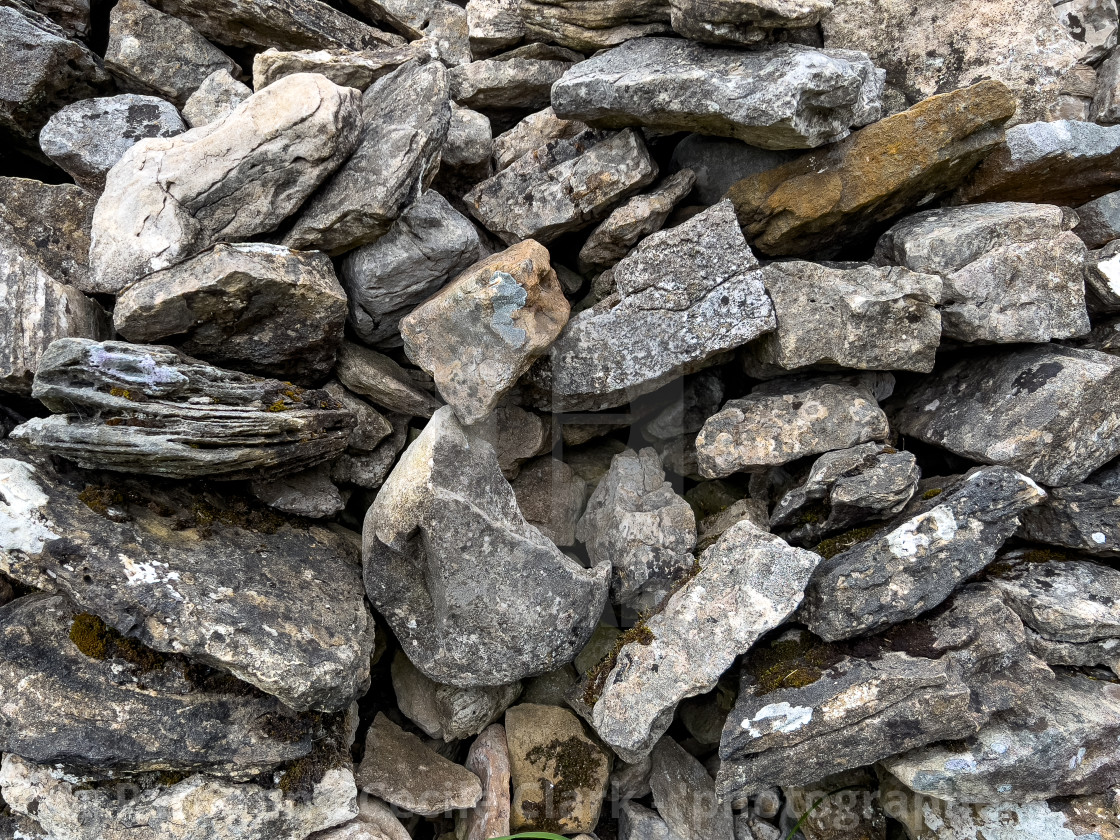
[793, 500, 829, 526]
[921, 487, 943, 500]
[109, 387, 140, 401]
[812, 525, 881, 560]
[68, 612, 170, 673]
[743, 630, 843, 695]
[582, 622, 655, 707]
[78, 486, 125, 517]
[522, 736, 605, 832]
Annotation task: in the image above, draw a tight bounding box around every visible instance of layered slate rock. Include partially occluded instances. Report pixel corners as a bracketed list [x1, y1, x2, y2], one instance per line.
[669, 0, 831, 46]
[464, 128, 656, 244]
[341, 190, 481, 347]
[892, 345, 1120, 486]
[525, 201, 775, 411]
[552, 38, 882, 150]
[355, 713, 482, 816]
[181, 69, 251, 127]
[400, 240, 569, 425]
[492, 106, 591, 171]
[821, 0, 1080, 124]
[0, 177, 95, 292]
[1018, 465, 1120, 556]
[957, 120, 1120, 207]
[649, 737, 733, 840]
[726, 81, 1017, 257]
[743, 262, 942, 377]
[717, 585, 1043, 797]
[695, 377, 889, 479]
[580, 521, 820, 762]
[113, 243, 348, 383]
[575, 447, 697, 612]
[283, 60, 451, 255]
[508, 0, 669, 52]
[251, 44, 425, 91]
[89, 73, 363, 293]
[801, 466, 1046, 641]
[335, 341, 443, 418]
[450, 43, 581, 111]
[882, 670, 1120, 802]
[39, 94, 186, 192]
[0, 594, 328, 774]
[104, 0, 240, 108]
[363, 407, 610, 686]
[11, 339, 354, 480]
[873, 202, 1091, 344]
[0, 453, 375, 711]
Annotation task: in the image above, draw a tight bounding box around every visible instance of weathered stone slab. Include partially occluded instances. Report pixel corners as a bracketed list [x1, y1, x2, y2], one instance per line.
[459, 724, 512, 840]
[181, 69, 251, 127]
[0, 177, 94, 292]
[334, 342, 443, 418]
[252, 44, 425, 90]
[492, 106, 590, 171]
[451, 43, 581, 111]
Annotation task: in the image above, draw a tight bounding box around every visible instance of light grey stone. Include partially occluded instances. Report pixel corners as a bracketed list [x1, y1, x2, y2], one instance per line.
[670, 0, 831, 46]
[181, 69, 251, 128]
[668, 134, 798, 205]
[252, 44, 427, 91]
[451, 43, 581, 111]
[492, 106, 590, 171]
[334, 342, 443, 418]
[650, 737, 733, 840]
[464, 0, 525, 57]
[309, 798, 412, 840]
[1055, 0, 1119, 63]
[250, 463, 344, 517]
[620, 801, 683, 840]
[511, 456, 587, 547]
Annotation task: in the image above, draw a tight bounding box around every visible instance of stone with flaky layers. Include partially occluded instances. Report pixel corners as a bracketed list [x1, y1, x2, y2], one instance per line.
[670, 0, 831, 45]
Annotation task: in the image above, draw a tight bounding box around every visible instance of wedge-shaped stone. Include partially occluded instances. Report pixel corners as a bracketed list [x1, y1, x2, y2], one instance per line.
[492, 106, 591, 171]
[727, 81, 1016, 257]
[335, 341, 443, 418]
[252, 44, 425, 91]
[552, 38, 883, 150]
[181, 69, 250, 127]
[0, 453, 375, 711]
[525, 201, 774, 412]
[10, 339, 354, 480]
[114, 243, 347, 383]
[1017, 460, 1120, 556]
[802, 466, 1045, 640]
[459, 724, 512, 840]
[363, 407, 610, 686]
[579, 521, 819, 762]
[90, 73, 362, 293]
[650, 737, 733, 840]
[516, 0, 669, 50]
[892, 345, 1120, 487]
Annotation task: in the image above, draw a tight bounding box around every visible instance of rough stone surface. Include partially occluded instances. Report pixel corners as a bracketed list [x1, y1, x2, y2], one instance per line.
[552, 38, 883, 150]
[1056, 0, 1119, 63]
[0, 177, 94, 293]
[582, 521, 820, 762]
[11, 339, 355, 480]
[511, 456, 586, 547]
[451, 43, 581, 111]
[181, 69, 251, 128]
[514, 0, 670, 51]
[1017, 460, 1120, 555]
[696, 377, 890, 479]
[460, 724, 512, 840]
[526, 201, 775, 411]
[1093, 46, 1120, 123]
[400, 240, 569, 424]
[492, 106, 590, 171]
[669, 134, 799, 206]
[283, 60, 451, 255]
[355, 713, 482, 816]
[620, 800, 680, 840]
[464, 0, 525, 57]
[650, 736, 733, 840]
[727, 81, 1017, 257]
[801, 466, 1046, 641]
[335, 342, 443, 417]
[669, 0, 830, 45]
[1074, 189, 1120, 248]
[89, 72, 363, 294]
[113, 243, 347, 383]
[892, 345, 1120, 486]
[309, 799, 412, 840]
[464, 127, 656, 244]
[104, 0, 241, 108]
[250, 463, 345, 518]
[363, 407, 610, 686]
[252, 44, 425, 90]
[1087, 239, 1120, 313]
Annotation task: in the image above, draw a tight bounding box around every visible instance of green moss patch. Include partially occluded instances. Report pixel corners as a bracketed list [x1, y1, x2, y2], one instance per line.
[743, 630, 843, 695]
[812, 525, 882, 560]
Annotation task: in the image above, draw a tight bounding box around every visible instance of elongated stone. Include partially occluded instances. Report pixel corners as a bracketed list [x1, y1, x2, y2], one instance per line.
[252, 44, 426, 91]
[451, 43, 581, 111]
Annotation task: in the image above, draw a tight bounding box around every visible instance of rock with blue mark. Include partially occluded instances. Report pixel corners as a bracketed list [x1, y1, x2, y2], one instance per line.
[400, 240, 569, 425]
[801, 465, 1046, 641]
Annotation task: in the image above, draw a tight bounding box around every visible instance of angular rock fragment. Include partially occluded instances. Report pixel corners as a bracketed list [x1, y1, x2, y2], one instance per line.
[1093, 46, 1120, 124]
[743, 262, 942, 376]
[696, 377, 889, 479]
[506, 703, 611, 834]
[334, 342, 443, 417]
[727, 81, 1016, 257]
[578, 169, 696, 272]
[552, 38, 883, 150]
[893, 345, 1120, 486]
[0, 177, 94, 292]
[39, 94, 186, 192]
[340, 191, 481, 348]
[11, 339, 354, 480]
[181, 69, 251, 128]
[0, 452, 375, 710]
[669, 0, 830, 45]
[1017, 460, 1120, 555]
[393, 651, 521, 741]
[252, 44, 424, 91]
[465, 127, 655, 244]
[1074, 189, 1120, 248]
[113, 243, 347, 383]
[650, 737, 733, 840]
[492, 106, 590, 171]
[511, 457, 586, 546]
[576, 448, 697, 611]
[526, 201, 774, 411]
[619, 801, 679, 840]
[1086, 239, 1120, 313]
[283, 61, 450, 255]
[464, 0, 525, 56]
[323, 380, 392, 451]
[492, 403, 552, 477]
[104, 0, 241, 108]
[312, 799, 412, 840]
[513, 0, 669, 51]
[24, 0, 89, 38]
[874, 202, 1091, 343]
[1055, 0, 1119, 63]
[363, 407, 610, 686]
[250, 463, 344, 518]
[451, 43, 580, 111]
[801, 466, 1046, 640]
[331, 411, 409, 489]
[460, 724, 512, 840]
[400, 240, 569, 424]
[355, 714, 482, 816]
[90, 73, 363, 293]
[581, 521, 820, 762]
[352, 0, 470, 66]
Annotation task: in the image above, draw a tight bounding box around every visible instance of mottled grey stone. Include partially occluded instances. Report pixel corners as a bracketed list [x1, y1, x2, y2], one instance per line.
[1055, 0, 1118, 63]
[515, 0, 670, 52]
[465, 127, 655, 244]
[620, 801, 681, 840]
[492, 106, 590, 171]
[892, 345, 1120, 486]
[24, 0, 88, 37]
[334, 342, 442, 418]
[458, 724, 512, 840]
[670, 0, 830, 46]
[511, 456, 587, 547]
[650, 737, 733, 840]
[802, 466, 1046, 641]
[89, 73, 363, 293]
[551, 38, 883, 150]
[668, 134, 798, 205]
[11, 339, 354, 480]
[1017, 460, 1120, 555]
[464, 0, 524, 57]
[0, 177, 94, 292]
[439, 103, 493, 180]
[351, 0, 470, 66]
[330, 411, 410, 489]
[1086, 238, 1120, 312]
[341, 191, 481, 347]
[451, 43, 580, 111]
[283, 60, 450, 255]
[1092, 45, 1120, 123]
[525, 201, 774, 412]
[181, 69, 251, 128]
[252, 44, 425, 91]
[250, 463, 344, 518]
[104, 0, 240, 108]
[363, 407, 610, 686]
[1074, 190, 1120, 248]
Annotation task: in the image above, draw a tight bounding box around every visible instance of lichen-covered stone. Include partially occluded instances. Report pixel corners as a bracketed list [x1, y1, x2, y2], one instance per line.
[516, 0, 669, 51]
[670, 0, 831, 46]
[1017, 462, 1120, 556]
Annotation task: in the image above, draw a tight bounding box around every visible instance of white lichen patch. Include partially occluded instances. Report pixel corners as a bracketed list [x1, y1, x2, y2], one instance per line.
[121, 556, 179, 586]
[742, 702, 814, 738]
[0, 459, 61, 555]
[887, 506, 958, 558]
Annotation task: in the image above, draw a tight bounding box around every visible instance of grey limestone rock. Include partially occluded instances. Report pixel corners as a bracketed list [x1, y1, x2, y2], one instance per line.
[23, 0, 88, 37]
[283, 60, 451, 255]
[515, 0, 670, 52]
[551, 38, 884, 150]
[669, 0, 830, 45]
[89, 72, 363, 293]
[492, 106, 591, 171]
[363, 407, 610, 686]
[1093, 45, 1120, 123]
[451, 43, 581, 112]
[1055, 0, 1119, 63]
[11, 339, 355, 480]
[801, 466, 1046, 641]
[251, 44, 427, 91]
[310, 799, 412, 840]
[668, 134, 798, 205]
[1074, 189, 1120, 248]
[330, 411, 410, 489]
[113, 242, 347, 383]
[525, 201, 775, 412]
[181, 69, 251, 128]
[334, 342, 443, 418]
[0, 177, 94, 292]
[351, 0, 470, 66]
[491, 402, 552, 477]
[459, 724, 512, 840]
[1018, 462, 1120, 555]
[650, 737, 734, 840]
[620, 801, 682, 840]
[892, 344, 1120, 486]
[1087, 238, 1120, 312]
[464, 0, 525, 57]
[511, 456, 587, 547]
[250, 463, 345, 518]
